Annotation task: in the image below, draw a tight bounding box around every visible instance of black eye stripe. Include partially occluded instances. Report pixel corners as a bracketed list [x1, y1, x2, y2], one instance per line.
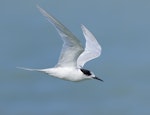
[80, 69, 91, 76]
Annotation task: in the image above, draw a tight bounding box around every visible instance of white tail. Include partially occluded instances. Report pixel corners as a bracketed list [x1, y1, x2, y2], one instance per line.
[16, 67, 42, 72]
[17, 67, 54, 76]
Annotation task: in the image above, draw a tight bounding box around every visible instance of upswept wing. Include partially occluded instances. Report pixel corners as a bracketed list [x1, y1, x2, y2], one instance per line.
[37, 6, 83, 67]
[77, 25, 101, 68]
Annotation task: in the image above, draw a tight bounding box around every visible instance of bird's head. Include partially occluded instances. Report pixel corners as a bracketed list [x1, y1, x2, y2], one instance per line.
[80, 68, 103, 82]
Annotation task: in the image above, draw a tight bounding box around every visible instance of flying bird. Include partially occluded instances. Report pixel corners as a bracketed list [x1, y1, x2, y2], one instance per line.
[19, 6, 103, 82]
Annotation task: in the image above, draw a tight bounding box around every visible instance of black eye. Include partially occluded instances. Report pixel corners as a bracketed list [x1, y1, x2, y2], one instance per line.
[80, 69, 91, 76]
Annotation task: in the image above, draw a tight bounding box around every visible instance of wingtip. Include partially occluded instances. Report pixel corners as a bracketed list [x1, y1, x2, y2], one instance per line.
[36, 4, 54, 23]
[81, 24, 85, 29]
[36, 4, 44, 13]
[36, 4, 42, 10]
[81, 24, 88, 33]
[36, 4, 39, 8]
[81, 24, 84, 27]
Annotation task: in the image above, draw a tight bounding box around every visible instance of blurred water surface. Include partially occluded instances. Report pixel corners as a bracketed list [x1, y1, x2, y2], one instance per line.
[1, 0, 150, 115]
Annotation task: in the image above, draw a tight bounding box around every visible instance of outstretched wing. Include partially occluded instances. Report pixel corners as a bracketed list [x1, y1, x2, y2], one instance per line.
[77, 25, 101, 68]
[37, 5, 83, 67]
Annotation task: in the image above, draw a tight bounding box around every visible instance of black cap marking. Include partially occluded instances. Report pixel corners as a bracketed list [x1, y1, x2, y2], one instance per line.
[80, 69, 91, 76]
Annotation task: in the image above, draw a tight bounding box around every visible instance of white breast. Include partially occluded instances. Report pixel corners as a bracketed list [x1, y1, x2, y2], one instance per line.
[44, 67, 85, 81]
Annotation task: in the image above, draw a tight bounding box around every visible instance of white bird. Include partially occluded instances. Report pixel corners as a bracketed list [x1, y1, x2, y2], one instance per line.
[19, 6, 103, 82]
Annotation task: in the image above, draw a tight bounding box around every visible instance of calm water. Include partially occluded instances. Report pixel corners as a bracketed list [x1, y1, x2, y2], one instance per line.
[1, 0, 150, 115]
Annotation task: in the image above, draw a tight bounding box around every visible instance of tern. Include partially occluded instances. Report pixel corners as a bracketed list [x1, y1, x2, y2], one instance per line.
[19, 6, 103, 82]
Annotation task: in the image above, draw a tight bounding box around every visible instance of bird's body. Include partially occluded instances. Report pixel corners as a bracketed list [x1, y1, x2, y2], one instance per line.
[19, 6, 103, 82]
[45, 67, 85, 81]
[41, 67, 84, 81]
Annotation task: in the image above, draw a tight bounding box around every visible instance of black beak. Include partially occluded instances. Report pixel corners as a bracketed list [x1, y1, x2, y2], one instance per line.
[93, 76, 104, 82]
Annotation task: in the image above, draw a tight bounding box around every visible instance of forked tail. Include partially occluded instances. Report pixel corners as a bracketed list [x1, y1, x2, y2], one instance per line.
[16, 67, 43, 72]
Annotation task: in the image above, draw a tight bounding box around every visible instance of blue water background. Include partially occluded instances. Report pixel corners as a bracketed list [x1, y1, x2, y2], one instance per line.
[1, 0, 150, 115]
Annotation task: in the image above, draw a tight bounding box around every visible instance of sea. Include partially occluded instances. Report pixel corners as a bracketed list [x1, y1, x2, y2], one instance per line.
[1, 0, 150, 115]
